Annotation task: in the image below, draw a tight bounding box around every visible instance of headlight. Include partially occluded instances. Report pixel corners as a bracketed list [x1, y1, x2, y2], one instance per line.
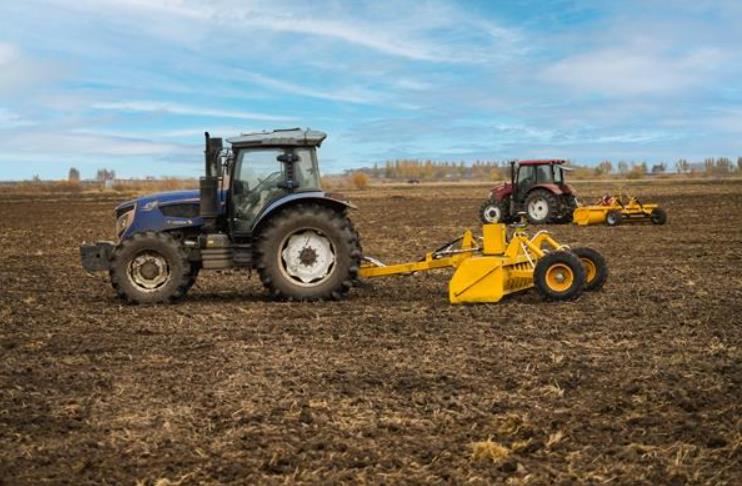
[116, 209, 134, 237]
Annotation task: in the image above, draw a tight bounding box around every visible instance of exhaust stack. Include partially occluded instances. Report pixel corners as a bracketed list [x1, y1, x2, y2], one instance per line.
[200, 132, 222, 231]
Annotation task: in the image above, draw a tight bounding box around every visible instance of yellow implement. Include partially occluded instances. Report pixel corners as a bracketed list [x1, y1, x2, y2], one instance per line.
[572, 194, 667, 226]
[359, 223, 607, 304]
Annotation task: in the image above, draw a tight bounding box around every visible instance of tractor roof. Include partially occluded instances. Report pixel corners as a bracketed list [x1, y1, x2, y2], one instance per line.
[518, 159, 567, 166]
[227, 128, 327, 148]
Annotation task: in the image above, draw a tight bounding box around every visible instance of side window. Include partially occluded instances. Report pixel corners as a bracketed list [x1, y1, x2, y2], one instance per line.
[517, 166, 535, 190]
[294, 148, 320, 190]
[232, 149, 285, 229]
[236, 149, 283, 191]
[535, 165, 553, 183]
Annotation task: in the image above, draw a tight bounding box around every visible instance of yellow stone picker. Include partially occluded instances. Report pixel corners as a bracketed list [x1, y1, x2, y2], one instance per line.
[359, 218, 607, 304]
[572, 193, 667, 227]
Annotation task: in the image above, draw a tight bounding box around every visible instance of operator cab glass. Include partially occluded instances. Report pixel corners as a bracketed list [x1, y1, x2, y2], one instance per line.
[535, 164, 555, 183]
[517, 165, 536, 194]
[232, 148, 286, 230]
[553, 165, 563, 184]
[231, 146, 322, 232]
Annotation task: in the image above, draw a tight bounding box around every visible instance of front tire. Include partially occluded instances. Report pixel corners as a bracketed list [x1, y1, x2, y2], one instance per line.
[525, 190, 558, 224]
[109, 232, 192, 304]
[480, 198, 510, 224]
[533, 251, 585, 301]
[256, 204, 361, 301]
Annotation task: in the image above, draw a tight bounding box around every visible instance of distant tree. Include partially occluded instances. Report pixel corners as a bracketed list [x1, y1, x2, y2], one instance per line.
[594, 160, 613, 176]
[737, 156, 742, 173]
[675, 159, 689, 174]
[351, 172, 369, 190]
[651, 163, 666, 174]
[617, 161, 629, 175]
[716, 157, 732, 174]
[627, 162, 646, 180]
[96, 169, 116, 182]
[68, 167, 80, 182]
[32, 174, 41, 182]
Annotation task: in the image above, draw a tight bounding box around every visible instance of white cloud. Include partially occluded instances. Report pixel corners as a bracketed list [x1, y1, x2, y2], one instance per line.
[91, 101, 296, 121]
[544, 47, 726, 95]
[0, 130, 192, 156]
[241, 72, 379, 104]
[0, 43, 64, 95]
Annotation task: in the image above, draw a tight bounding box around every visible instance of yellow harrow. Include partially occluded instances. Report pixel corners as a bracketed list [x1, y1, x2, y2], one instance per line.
[359, 221, 607, 304]
[572, 194, 667, 227]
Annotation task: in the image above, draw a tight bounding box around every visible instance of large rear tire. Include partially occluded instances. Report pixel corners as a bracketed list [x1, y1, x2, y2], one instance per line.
[256, 204, 361, 301]
[109, 232, 193, 304]
[533, 251, 585, 301]
[525, 189, 559, 224]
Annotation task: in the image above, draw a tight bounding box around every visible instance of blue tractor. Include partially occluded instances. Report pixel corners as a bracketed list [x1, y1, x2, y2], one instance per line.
[80, 129, 361, 304]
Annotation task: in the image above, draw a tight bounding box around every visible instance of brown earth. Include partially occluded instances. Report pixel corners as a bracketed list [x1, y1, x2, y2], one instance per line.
[1, 179, 741, 484]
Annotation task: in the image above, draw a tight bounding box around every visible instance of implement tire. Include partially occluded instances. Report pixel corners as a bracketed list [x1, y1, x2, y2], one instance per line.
[256, 204, 361, 301]
[650, 208, 667, 225]
[534, 251, 585, 301]
[571, 247, 608, 291]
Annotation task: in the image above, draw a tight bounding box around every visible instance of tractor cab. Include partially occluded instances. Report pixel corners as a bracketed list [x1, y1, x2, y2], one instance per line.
[480, 159, 577, 225]
[225, 129, 325, 234]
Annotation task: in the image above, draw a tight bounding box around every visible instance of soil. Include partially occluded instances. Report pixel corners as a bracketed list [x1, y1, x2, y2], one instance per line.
[1, 179, 741, 484]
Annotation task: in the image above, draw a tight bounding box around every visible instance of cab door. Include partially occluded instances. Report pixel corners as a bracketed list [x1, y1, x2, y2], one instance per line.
[230, 148, 287, 235]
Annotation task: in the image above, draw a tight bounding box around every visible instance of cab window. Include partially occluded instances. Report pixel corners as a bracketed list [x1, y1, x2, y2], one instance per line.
[232, 148, 285, 229]
[535, 164, 554, 183]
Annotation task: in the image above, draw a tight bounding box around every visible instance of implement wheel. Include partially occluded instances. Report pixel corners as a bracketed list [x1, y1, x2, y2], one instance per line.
[605, 210, 623, 226]
[650, 208, 667, 225]
[571, 247, 608, 291]
[534, 251, 585, 301]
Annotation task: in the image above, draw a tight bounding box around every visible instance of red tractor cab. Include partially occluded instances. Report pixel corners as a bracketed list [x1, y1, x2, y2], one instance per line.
[480, 160, 578, 224]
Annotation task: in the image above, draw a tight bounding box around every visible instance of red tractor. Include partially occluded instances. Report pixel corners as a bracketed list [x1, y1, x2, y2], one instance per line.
[480, 160, 578, 224]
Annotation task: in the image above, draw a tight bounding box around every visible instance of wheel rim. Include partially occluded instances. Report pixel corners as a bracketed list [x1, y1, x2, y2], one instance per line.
[580, 258, 597, 284]
[483, 205, 501, 223]
[279, 229, 336, 286]
[528, 198, 549, 221]
[128, 251, 171, 292]
[545, 263, 574, 292]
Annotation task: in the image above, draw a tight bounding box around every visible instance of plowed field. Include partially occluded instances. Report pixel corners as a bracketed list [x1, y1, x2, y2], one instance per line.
[1, 179, 741, 484]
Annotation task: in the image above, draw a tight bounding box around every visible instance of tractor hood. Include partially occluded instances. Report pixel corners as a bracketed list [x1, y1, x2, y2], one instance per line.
[116, 189, 200, 212]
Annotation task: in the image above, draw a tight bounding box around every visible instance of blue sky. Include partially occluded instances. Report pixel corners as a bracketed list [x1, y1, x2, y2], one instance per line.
[0, 0, 740, 180]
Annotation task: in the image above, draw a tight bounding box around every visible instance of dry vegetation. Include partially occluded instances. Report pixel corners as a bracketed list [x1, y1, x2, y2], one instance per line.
[0, 178, 741, 483]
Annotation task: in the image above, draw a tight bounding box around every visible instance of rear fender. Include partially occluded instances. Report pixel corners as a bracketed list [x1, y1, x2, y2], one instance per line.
[528, 183, 565, 196]
[251, 191, 355, 233]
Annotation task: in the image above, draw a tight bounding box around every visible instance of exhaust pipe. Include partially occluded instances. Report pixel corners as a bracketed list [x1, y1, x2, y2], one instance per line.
[200, 132, 222, 231]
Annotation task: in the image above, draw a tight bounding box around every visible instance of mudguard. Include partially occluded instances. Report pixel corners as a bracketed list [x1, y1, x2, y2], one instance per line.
[251, 191, 356, 232]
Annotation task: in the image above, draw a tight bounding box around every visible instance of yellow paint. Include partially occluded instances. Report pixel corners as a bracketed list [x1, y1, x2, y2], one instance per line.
[573, 194, 660, 226]
[359, 222, 569, 304]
